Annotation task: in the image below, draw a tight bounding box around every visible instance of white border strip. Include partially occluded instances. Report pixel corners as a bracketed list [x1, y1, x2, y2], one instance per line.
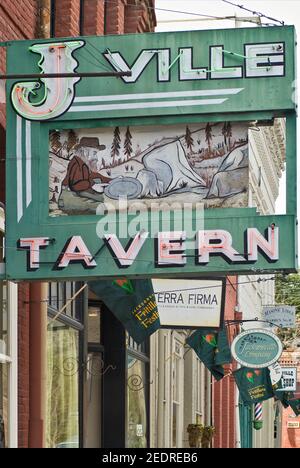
[16, 115, 23, 223]
[69, 98, 227, 113]
[73, 88, 244, 104]
[25, 120, 32, 207]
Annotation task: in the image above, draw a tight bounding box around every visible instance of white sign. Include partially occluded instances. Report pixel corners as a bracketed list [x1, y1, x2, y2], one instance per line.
[136, 425, 144, 437]
[278, 367, 297, 392]
[269, 362, 283, 385]
[152, 278, 224, 328]
[287, 421, 300, 429]
[262, 305, 296, 329]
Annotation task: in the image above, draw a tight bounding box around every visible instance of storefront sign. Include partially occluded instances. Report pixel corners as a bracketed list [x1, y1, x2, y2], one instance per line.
[262, 305, 296, 329]
[8, 27, 295, 122]
[152, 278, 225, 328]
[4, 26, 297, 281]
[269, 362, 283, 385]
[277, 367, 297, 392]
[231, 329, 283, 368]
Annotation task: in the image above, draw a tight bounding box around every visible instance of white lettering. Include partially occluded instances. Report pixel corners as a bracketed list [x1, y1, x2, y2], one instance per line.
[156, 231, 187, 266]
[247, 227, 279, 261]
[197, 230, 245, 264]
[105, 231, 148, 267]
[57, 236, 96, 269]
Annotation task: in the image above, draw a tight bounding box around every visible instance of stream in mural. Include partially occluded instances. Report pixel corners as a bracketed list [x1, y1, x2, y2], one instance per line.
[49, 122, 249, 216]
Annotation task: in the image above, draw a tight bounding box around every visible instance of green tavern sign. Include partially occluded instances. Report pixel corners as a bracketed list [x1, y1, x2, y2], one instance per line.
[8, 26, 296, 121]
[3, 26, 297, 281]
[231, 329, 283, 368]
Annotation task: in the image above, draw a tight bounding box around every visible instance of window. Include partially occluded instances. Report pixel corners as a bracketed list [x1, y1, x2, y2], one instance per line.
[127, 336, 149, 449]
[49, 282, 79, 320]
[46, 282, 84, 448]
[46, 319, 80, 448]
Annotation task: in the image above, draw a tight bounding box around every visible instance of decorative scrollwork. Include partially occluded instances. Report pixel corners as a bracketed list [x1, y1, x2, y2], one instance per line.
[62, 357, 80, 377]
[86, 356, 116, 377]
[57, 357, 116, 377]
[127, 375, 153, 392]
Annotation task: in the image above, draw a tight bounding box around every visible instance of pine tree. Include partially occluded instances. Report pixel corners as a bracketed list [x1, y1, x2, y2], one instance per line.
[50, 130, 62, 155]
[205, 123, 213, 157]
[185, 126, 194, 154]
[222, 123, 228, 150]
[226, 122, 232, 150]
[111, 126, 121, 166]
[66, 130, 78, 158]
[124, 127, 133, 161]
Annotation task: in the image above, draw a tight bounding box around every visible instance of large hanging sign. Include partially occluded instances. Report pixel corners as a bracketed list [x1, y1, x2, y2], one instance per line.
[231, 329, 283, 368]
[152, 278, 225, 328]
[3, 26, 297, 281]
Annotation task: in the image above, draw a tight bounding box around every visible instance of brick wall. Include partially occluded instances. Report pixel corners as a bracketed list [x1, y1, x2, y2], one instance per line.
[82, 0, 105, 36]
[213, 276, 239, 449]
[54, 0, 81, 37]
[0, 0, 38, 203]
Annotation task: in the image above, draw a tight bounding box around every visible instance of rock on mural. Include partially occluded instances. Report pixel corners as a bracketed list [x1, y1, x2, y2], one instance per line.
[49, 122, 249, 216]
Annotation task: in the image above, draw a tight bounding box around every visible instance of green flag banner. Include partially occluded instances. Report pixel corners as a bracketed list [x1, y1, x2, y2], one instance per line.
[288, 399, 300, 416]
[233, 367, 274, 405]
[186, 328, 232, 381]
[89, 278, 160, 344]
[215, 328, 232, 366]
[273, 381, 293, 409]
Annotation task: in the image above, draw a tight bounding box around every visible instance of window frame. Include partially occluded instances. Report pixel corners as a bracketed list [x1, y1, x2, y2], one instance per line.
[47, 281, 85, 448]
[127, 336, 150, 449]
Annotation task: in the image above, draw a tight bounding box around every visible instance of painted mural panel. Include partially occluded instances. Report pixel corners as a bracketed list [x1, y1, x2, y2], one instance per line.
[49, 122, 249, 216]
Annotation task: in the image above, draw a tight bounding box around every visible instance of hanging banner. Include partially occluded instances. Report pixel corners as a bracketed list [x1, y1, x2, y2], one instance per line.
[152, 278, 225, 328]
[231, 329, 283, 368]
[233, 367, 274, 405]
[89, 278, 160, 344]
[186, 328, 232, 381]
[289, 400, 300, 417]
